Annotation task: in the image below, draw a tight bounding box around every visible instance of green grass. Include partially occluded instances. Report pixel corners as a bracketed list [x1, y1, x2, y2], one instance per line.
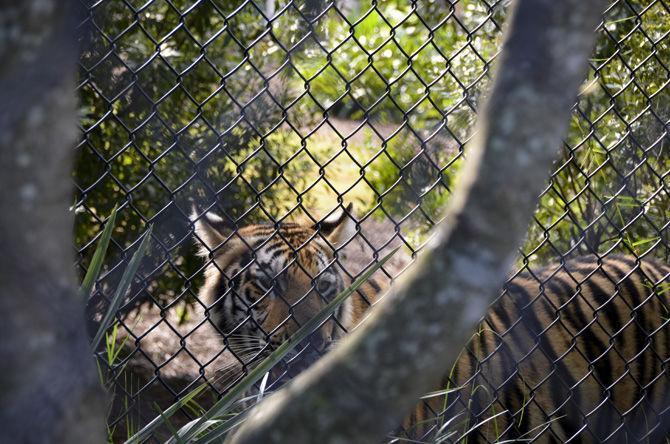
[79, 204, 117, 299]
[90, 225, 153, 352]
[79, 205, 157, 442]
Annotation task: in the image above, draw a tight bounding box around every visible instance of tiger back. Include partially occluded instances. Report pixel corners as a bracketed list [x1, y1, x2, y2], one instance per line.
[417, 254, 670, 443]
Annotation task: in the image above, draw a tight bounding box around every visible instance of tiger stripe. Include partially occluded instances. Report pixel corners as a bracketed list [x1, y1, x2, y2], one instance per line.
[411, 254, 670, 443]
[194, 209, 670, 442]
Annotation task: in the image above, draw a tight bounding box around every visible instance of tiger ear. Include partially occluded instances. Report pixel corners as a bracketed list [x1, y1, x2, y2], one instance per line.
[191, 207, 231, 255]
[314, 203, 356, 247]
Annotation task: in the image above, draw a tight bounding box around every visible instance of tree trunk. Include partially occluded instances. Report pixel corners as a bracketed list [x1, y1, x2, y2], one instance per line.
[226, 0, 606, 443]
[0, 1, 105, 442]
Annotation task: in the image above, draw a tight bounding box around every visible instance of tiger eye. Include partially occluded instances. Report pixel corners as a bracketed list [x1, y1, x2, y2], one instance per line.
[316, 279, 331, 294]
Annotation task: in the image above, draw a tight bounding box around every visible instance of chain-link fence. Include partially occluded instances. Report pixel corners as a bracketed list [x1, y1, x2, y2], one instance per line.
[75, 0, 670, 441]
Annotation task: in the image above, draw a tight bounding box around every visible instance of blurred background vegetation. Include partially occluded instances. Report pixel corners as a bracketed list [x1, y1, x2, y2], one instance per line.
[75, 0, 669, 322]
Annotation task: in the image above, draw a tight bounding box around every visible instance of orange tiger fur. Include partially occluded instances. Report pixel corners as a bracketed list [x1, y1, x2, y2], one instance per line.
[194, 207, 670, 442]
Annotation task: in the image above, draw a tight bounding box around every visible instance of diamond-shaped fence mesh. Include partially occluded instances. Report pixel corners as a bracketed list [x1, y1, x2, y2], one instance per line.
[75, 0, 670, 442]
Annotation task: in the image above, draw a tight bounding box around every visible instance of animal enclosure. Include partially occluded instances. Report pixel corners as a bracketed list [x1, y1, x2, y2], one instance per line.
[75, 0, 670, 441]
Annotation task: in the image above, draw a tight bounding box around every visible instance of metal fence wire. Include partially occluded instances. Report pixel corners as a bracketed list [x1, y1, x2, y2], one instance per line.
[75, 0, 670, 442]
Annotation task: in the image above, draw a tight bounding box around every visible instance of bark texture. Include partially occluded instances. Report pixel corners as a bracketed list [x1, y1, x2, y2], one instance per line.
[0, 1, 105, 442]
[226, 0, 606, 443]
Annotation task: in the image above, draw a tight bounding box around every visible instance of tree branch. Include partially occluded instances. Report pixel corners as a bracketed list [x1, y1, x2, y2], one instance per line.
[226, 0, 605, 442]
[0, 1, 105, 442]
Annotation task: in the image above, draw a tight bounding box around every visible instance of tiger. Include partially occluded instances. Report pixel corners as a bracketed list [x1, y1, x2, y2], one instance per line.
[192, 203, 384, 373]
[193, 204, 670, 443]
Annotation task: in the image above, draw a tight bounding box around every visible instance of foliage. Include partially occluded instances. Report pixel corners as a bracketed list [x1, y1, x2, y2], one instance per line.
[75, 0, 505, 312]
[297, 1, 502, 123]
[76, 0, 305, 312]
[293, 0, 503, 233]
[525, 0, 670, 263]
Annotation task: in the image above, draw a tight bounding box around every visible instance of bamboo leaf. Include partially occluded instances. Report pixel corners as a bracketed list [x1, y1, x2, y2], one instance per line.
[190, 414, 248, 444]
[126, 383, 209, 444]
[79, 205, 118, 299]
[630, 237, 659, 247]
[91, 225, 153, 352]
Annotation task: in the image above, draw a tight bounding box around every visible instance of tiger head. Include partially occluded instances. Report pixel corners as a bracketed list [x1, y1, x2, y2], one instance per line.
[193, 204, 357, 367]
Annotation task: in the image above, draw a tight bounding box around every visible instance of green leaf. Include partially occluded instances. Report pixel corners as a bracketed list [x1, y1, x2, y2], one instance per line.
[166, 418, 231, 444]
[125, 247, 399, 444]
[124, 383, 209, 444]
[91, 225, 153, 352]
[155, 403, 185, 444]
[79, 205, 118, 299]
[189, 414, 248, 444]
[629, 237, 659, 247]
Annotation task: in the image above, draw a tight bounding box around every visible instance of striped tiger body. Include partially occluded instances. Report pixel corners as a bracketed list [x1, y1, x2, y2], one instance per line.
[194, 207, 670, 442]
[419, 254, 670, 443]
